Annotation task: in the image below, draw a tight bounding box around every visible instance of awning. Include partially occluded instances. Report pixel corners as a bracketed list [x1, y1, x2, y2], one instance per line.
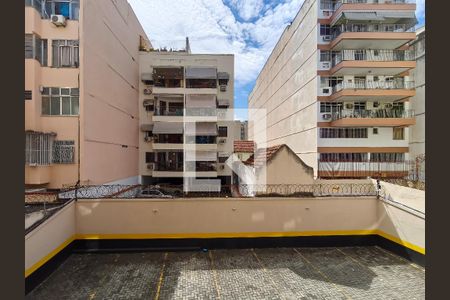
[217, 72, 230, 80]
[380, 11, 417, 20]
[141, 73, 153, 81]
[185, 67, 217, 79]
[217, 99, 230, 107]
[185, 122, 218, 136]
[153, 67, 183, 79]
[185, 151, 217, 161]
[143, 99, 154, 106]
[342, 12, 385, 21]
[152, 122, 183, 134]
[140, 124, 154, 132]
[186, 95, 216, 108]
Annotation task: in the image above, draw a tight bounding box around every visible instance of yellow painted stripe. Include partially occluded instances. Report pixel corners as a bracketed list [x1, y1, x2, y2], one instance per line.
[25, 235, 75, 278]
[375, 230, 425, 255]
[25, 230, 424, 278]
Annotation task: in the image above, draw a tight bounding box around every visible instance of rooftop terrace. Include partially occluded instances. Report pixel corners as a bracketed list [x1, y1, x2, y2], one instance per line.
[27, 246, 424, 299]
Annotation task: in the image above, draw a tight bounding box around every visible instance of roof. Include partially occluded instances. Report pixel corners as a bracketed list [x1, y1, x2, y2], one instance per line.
[234, 141, 255, 153]
[244, 144, 284, 167]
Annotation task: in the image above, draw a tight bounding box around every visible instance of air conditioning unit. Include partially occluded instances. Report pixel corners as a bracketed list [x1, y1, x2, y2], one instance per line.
[51, 15, 67, 27]
[373, 101, 380, 108]
[322, 114, 332, 120]
[321, 87, 331, 96]
[320, 62, 331, 69]
[143, 88, 153, 95]
[220, 85, 227, 92]
[323, 35, 332, 42]
[218, 138, 226, 144]
[147, 163, 155, 170]
[219, 164, 225, 171]
[345, 103, 354, 109]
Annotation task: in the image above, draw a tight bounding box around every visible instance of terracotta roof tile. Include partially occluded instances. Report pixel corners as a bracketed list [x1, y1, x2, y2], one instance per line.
[234, 140, 255, 153]
[245, 144, 284, 167]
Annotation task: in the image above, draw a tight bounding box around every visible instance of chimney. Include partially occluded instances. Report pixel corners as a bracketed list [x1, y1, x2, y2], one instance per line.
[185, 37, 191, 54]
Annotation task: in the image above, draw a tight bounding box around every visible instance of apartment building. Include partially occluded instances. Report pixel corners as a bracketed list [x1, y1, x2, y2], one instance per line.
[138, 47, 237, 188]
[248, 0, 417, 178]
[408, 27, 425, 161]
[25, 0, 151, 189]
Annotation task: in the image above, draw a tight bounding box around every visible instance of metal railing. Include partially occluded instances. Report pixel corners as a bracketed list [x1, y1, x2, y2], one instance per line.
[331, 80, 415, 92]
[331, 109, 415, 120]
[52, 183, 379, 199]
[331, 23, 415, 39]
[154, 163, 184, 172]
[333, 0, 415, 11]
[154, 108, 184, 116]
[331, 49, 415, 67]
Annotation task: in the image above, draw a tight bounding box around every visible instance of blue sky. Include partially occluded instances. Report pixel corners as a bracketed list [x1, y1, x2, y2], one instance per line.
[129, 0, 425, 121]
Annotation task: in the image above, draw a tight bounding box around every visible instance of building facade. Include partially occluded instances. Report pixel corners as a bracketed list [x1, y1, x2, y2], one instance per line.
[408, 27, 425, 161]
[25, 0, 151, 189]
[248, 0, 417, 178]
[138, 49, 237, 188]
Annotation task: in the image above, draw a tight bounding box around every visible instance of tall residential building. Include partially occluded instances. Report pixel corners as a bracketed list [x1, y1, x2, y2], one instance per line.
[240, 120, 249, 140]
[408, 27, 425, 160]
[25, 0, 151, 189]
[138, 46, 237, 188]
[248, 0, 417, 178]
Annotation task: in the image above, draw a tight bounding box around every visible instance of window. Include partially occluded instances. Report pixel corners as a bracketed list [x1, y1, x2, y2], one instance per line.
[53, 140, 75, 164]
[320, 102, 342, 113]
[319, 128, 368, 138]
[218, 126, 228, 137]
[218, 156, 228, 163]
[26, 0, 43, 15]
[43, 0, 80, 20]
[52, 40, 79, 67]
[320, 51, 331, 62]
[25, 131, 55, 165]
[354, 101, 366, 111]
[319, 153, 368, 162]
[25, 90, 32, 100]
[393, 127, 405, 140]
[320, 25, 331, 36]
[145, 152, 155, 163]
[25, 34, 48, 66]
[41, 87, 79, 116]
[373, 128, 378, 135]
[370, 153, 405, 162]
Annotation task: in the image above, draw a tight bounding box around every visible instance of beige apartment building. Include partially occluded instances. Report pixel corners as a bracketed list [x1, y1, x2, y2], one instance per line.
[25, 0, 151, 189]
[408, 27, 425, 161]
[138, 47, 239, 187]
[249, 0, 418, 179]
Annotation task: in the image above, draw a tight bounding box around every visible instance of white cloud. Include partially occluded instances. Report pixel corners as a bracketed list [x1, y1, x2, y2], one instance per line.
[228, 0, 265, 21]
[128, 0, 304, 87]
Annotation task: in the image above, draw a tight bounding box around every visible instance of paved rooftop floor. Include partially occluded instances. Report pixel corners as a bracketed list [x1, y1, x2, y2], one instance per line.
[27, 246, 425, 300]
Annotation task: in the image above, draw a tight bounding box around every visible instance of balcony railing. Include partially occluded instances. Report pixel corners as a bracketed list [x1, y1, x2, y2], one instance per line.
[154, 108, 184, 116]
[154, 162, 184, 172]
[331, 109, 414, 121]
[185, 108, 218, 117]
[331, 0, 415, 11]
[331, 80, 415, 93]
[331, 23, 415, 39]
[153, 135, 184, 144]
[331, 49, 415, 67]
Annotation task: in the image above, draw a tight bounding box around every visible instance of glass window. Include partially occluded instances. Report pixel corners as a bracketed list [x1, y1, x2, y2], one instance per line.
[25, 90, 32, 100]
[218, 126, 228, 137]
[52, 40, 79, 68]
[71, 97, 79, 115]
[42, 97, 50, 115]
[41, 87, 80, 116]
[43, 1, 80, 20]
[50, 97, 61, 115]
[393, 127, 405, 140]
[53, 140, 75, 164]
[62, 97, 71, 115]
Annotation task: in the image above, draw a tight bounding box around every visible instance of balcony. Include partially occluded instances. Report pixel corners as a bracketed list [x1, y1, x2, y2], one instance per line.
[330, 109, 415, 127]
[320, 80, 415, 101]
[152, 134, 184, 150]
[328, 49, 415, 76]
[152, 107, 184, 122]
[318, 160, 410, 178]
[328, 23, 416, 50]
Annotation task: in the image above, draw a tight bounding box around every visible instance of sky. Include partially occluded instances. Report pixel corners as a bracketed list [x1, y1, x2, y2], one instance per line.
[128, 0, 426, 121]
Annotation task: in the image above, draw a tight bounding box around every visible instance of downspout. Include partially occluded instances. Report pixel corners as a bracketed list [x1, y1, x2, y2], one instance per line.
[76, 0, 82, 198]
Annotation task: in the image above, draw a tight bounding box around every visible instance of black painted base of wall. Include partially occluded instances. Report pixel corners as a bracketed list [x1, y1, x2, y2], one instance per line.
[26, 235, 425, 294]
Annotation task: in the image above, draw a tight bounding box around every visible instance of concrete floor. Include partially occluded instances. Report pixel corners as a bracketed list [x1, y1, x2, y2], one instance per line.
[27, 246, 425, 300]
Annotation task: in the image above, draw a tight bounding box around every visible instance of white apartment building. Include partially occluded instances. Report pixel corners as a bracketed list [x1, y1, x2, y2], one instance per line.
[408, 27, 425, 161]
[249, 0, 418, 179]
[138, 45, 238, 188]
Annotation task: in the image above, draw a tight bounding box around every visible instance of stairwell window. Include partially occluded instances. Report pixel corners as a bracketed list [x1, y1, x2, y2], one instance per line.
[52, 40, 79, 68]
[25, 34, 48, 66]
[53, 140, 75, 164]
[393, 127, 405, 140]
[41, 87, 79, 116]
